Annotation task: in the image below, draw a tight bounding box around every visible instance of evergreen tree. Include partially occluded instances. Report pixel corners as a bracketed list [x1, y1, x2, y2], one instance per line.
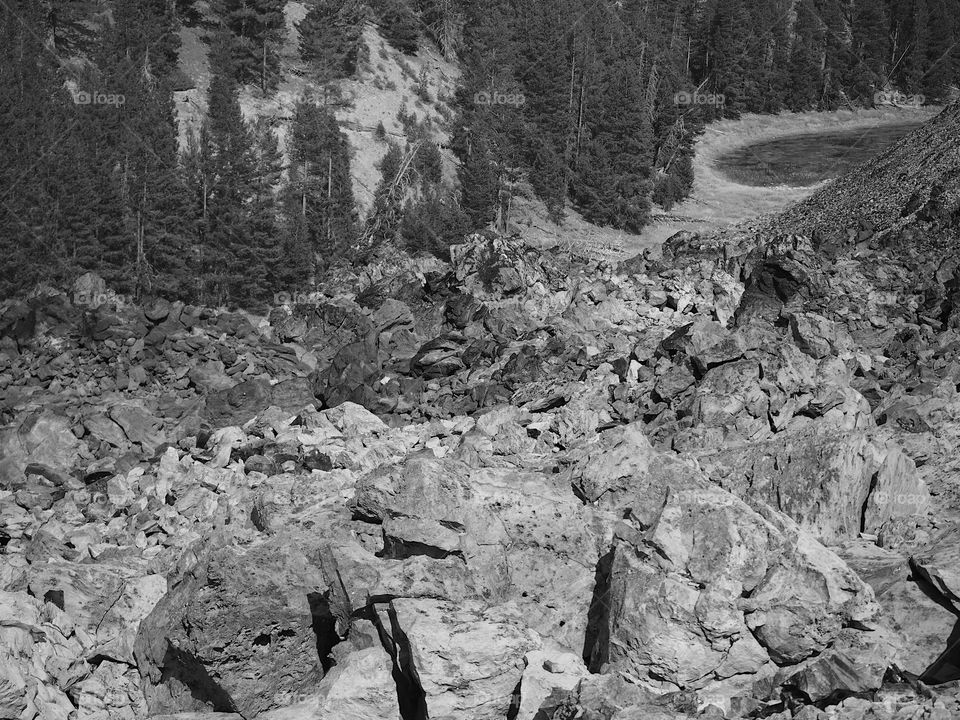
[849, 0, 891, 102]
[111, 0, 182, 80]
[570, 49, 653, 231]
[374, 0, 420, 54]
[514, 0, 577, 216]
[1, 1, 86, 294]
[250, 117, 283, 298]
[456, 131, 499, 228]
[92, 0, 192, 299]
[787, 0, 824, 110]
[922, 0, 960, 100]
[414, 0, 463, 59]
[212, 0, 287, 93]
[284, 98, 356, 280]
[298, 0, 366, 81]
[400, 188, 471, 258]
[189, 36, 265, 305]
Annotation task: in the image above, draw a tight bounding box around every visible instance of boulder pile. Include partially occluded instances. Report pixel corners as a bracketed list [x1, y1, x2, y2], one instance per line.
[3, 216, 960, 719]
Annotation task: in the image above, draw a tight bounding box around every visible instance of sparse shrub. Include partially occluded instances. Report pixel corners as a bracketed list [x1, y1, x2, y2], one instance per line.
[396, 57, 416, 81]
[396, 101, 417, 133]
[415, 67, 431, 102]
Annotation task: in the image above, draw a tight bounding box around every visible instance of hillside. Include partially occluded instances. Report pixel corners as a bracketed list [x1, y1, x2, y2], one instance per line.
[766, 101, 960, 243]
[173, 4, 459, 215]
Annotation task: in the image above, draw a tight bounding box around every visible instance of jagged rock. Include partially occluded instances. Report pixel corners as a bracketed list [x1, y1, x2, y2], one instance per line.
[573, 423, 891, 703]
[353, 454, 604, 653]
[657, 319, 746, 377]
[258, 646, 399, 720]
[450, 234, 546, 296]
[0, 410, 85, 481]
[72, 272, 108, 307]
[911, 524, 960, 609]
[532, 673, 683, 719]
[143, 297, 172, 323]
[0, 591, 81, 720]
[27, 560, 166, 665]
[839, 540, 956, 676]
[788, 311, 854, 359]
[73, 660, 148, 720]
[516, 650, 589, 720]
[697, 426, 928, 543]
[411, 334, 466, 377]
[135, 538, 327, 718]
[373, 598, 541, 720]
[109, 403, 165, 454]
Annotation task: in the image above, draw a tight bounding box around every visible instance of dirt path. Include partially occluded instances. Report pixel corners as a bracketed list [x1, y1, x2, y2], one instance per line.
[627, 105, 941, 256]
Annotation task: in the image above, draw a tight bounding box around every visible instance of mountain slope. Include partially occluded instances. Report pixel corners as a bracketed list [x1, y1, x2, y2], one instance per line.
[765, 101, 960, 240]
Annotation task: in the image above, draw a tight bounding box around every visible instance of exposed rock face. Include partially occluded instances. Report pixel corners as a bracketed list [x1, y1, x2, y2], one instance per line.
[134, 540, 326, 717]
[9, 142, 960, 720]
[696, 426, 930, 543]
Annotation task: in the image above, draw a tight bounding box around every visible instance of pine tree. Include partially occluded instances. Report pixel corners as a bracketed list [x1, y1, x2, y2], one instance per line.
[570, 40, 653, 231]
[193, 35, 264, 305]
[413, 0, 463, 59]
[0, 1, 83, 294]
[374, 0, 420, 54]
[298, 0, 366, 81]
[284, 98, 356, 280]
[849, 0, 891, 103]
[250, 116, 283, 298]
[514, 0, 576, 217]
[786, 0, 824, 110]
[366, 141, 408, 248]
[111, 0, 181, 80]
[922, 0, 960, 100]
[91, 0, 192, 299]
[898, 0, 930, 93]
[212, 0, 287, 93]
[456, 130, 499, 228]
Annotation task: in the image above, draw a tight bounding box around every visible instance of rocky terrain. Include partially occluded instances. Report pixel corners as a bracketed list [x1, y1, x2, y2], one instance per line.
[6, 104, 960, 720]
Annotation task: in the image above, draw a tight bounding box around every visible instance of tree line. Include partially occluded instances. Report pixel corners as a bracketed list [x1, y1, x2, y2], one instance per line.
[451, 0, 960, 234]
[1, 0, 958, 306]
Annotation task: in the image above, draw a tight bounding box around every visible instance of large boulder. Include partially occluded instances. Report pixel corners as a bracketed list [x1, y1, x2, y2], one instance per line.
[352, 454, 607, 653]
[571, 423, 894, 706]
[27, 559, 166, 665]
[372, 599, 541, 720]
[696, 426, 929, 544]
[134, 538, 327, 718]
